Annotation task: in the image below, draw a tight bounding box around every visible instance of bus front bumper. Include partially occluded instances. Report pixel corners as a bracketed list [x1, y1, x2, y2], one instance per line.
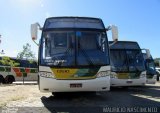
[110, 78, 146, 87]
[39, 76, 110, 92]
[146, 79, 156, 84]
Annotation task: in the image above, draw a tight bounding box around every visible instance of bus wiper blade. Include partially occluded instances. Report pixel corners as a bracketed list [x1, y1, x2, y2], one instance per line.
[79, 48, 95, 66]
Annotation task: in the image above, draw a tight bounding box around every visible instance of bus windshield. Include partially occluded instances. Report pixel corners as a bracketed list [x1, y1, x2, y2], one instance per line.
[40, 30, 109, 67]
[145, 59, 156, 75]
[110, 50, 128, 71]
[127, 50, 145, 72]
[110, 49, 145, 72]
[146, 61, 155, 70]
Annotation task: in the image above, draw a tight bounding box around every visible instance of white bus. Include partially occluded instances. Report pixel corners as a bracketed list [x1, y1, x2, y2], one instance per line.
[31, 17, 118, 94]
[143, 53, 157, 84]
[109, 41, 147, 87]
[0, 58, 38, 84]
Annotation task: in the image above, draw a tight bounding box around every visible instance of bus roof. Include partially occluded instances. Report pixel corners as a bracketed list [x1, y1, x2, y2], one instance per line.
[43, 16, 105, 30]
[109, 41, 140, 49]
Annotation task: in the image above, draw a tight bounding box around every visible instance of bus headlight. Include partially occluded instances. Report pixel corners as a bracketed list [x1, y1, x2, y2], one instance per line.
[39, 72, 54, 78]
[153, 75, 157, 79]
[96, 71, 110, 78]
[140, 74, 146, 78]
[110, 74, 117, 79]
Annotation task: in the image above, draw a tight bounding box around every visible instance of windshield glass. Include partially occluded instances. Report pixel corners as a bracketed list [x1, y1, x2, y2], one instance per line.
[147, 61, 155, 70]
[110, 50, 128, 71]
[110, 49, 145, 72]
[76, 31, 109, 66]
[40, 30, 109, 67]
[127, 50, 145, 71]
[145, 59, 156, 74]
[41, 31, 75, 66]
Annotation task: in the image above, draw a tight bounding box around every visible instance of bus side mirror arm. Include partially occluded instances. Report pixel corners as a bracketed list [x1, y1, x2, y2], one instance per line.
[33, 40, 39, 46]
[105, 26, 112, 31]
[106, 25, 118, 47]
[36, 23, 42, 30]
[109, 39, 118, 47]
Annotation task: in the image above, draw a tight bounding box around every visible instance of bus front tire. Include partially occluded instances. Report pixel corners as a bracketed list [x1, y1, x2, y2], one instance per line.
[5, 75, 15, 84]
[0, 75, 5, 84]
[52, 92, 64, 97]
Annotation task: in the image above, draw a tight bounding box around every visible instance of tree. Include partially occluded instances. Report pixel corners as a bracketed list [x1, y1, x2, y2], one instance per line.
[17, 43, 36, 64]
[154, 58, 160, 67]
[0, 56, 19, 67]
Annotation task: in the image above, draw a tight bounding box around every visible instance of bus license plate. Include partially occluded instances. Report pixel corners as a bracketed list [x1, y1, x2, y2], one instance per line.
[126, 81, 132, 84]
[70, 83, 82, 88]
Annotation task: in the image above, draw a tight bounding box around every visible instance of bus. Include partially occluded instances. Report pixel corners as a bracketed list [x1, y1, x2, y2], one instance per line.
[156, 67, 160, 81]
[0, 57, 38, 84]
[31, 17, 118, 94]
[143, 53, 157, 84]
[109, 41, 147, 87]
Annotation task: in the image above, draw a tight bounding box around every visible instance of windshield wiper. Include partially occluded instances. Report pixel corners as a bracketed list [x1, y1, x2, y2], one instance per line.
[129, 60, 141, 72]
[78, 43, 94, 66]
[81, 49, 95, 66]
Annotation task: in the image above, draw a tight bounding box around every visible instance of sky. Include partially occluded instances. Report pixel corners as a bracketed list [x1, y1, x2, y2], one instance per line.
[0, 0, 160, 58]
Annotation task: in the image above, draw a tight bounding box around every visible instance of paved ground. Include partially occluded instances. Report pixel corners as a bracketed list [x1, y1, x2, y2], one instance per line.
[0, 82, 160, 113]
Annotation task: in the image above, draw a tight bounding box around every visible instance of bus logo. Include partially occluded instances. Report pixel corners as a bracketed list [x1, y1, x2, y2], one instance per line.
[57, 70, 70, 73]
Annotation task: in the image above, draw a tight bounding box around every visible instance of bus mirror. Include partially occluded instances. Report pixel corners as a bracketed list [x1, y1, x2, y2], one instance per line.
[107, 25, 118, 47]
[111, 25, 118, 41]
[31, 23, 41, 40]
[142, 49, 151, 59]
[146, 49, 151, 58]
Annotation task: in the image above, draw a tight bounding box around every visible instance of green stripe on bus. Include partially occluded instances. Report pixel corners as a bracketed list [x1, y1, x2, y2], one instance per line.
[5, 67, 11, 72]
[0, 67, 5, 72]
[23, 73, 27, 77]
[30, 69, 37, 73]
[20, 68, 25, 72]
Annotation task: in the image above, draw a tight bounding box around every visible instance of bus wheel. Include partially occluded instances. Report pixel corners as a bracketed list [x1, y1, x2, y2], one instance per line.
[52, 92, 64, 97]
[157, 74, 159, 81]
[5, 75, 15, 84]
[52, 92, 57, 97]
[0, 75, 5, 84]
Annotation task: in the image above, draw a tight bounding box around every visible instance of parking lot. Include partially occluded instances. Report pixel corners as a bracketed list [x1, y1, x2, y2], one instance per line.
[0, 82, 160, 113]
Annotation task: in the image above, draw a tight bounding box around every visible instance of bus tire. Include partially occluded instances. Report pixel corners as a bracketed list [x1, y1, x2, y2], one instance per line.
[156, 72, 159, 81]
[0, 75, 5, 84]
[52, 92, 64, 97]
[5, 75, 15, 84]
[38, 75, 40, 90]
[157, 75, 159, 81]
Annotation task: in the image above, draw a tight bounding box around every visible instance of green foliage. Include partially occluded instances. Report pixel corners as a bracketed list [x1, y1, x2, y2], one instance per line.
[17, 43, 36, 62]
[0, 56, 19, 67]
[154, 58, 160, 67]
[154, 58, 160, 61]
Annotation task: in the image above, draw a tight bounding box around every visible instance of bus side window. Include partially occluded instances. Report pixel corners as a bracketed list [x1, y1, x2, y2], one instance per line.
[45, 34, 51, 57]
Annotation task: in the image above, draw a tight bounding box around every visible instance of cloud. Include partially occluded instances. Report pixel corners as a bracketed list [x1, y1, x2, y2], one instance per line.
[1, 50, 18, 57]
[45, 12, 51, 18]
[39, 0, 44, 7]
